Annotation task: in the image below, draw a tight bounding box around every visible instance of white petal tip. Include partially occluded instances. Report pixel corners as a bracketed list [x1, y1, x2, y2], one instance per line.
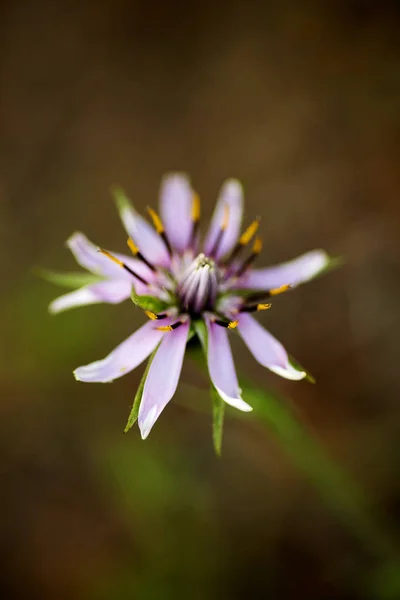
[162, 172, 190, 185]
[48, 299, 70, 314]
[73, 366, 115, 383]
[73, 370, 82, 381]
[269, 365, 307, 381]
[215, 387, 252, 412]
[139, 405, 158, 440]
[66, 231, 84, 248]
[239, 404, 253, 413]
[73, 367, 106, 383]
[222, 179, 243, 194]
[302, 250, 331, 281]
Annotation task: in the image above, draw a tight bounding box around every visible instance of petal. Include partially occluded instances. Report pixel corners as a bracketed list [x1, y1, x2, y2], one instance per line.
[67, 232, 133, 280]
[238, 313, 306, 380]
[116, 199, 171, 268]
[238, 249, 330, 290]
[205, 318, 252, 412]
[138, 321, 190, 439]
[74, 320, 168, 383]
[159, 173, 193, 252]
[204, 179, 243, 260]
[49, 280, 132, 314]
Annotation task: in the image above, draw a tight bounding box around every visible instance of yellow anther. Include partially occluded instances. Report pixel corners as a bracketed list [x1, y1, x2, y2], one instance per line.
[227, 320, 239, 329]
[157, 325, 173, 331]
[269, 284, 292, 296]
[257, 303, 272, 311]
[147, 207, 164, 234]
[221, 203, 230, 231]
[145, 310, 158, 320]
[98, 248, 123, 267]
[127, 237, 139, 255]
[239, 218, 260, 246]
[191, 192, 201, 222]
[252, 237, 263, 254]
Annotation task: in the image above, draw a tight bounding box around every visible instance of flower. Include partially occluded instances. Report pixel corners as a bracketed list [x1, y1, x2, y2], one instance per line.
[46, 232, 152, 314]
[66, 173, 332, 439]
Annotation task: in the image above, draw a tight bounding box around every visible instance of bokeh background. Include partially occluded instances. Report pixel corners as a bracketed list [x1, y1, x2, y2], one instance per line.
[1, 1, 400, 598]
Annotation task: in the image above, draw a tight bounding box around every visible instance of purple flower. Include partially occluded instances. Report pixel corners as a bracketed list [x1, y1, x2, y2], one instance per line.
[66, 173, 332, 439]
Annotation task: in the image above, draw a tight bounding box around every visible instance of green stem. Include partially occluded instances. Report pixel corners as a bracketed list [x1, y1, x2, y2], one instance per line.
[243, 381, 397, 561]
[124, 347, 158, 433]
[186, 348, 400, 598]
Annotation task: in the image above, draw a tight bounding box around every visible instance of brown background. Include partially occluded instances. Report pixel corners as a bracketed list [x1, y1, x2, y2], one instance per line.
[1, 1, 400, 598]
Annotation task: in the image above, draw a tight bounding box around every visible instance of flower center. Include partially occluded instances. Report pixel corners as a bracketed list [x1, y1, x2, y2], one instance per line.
[178, 253, 219, 315]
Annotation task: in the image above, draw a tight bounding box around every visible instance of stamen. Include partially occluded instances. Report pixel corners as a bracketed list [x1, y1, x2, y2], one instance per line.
[127, 237, 139, 255]
[252, 237, 263, 255]
[127, 237, 156, 272]
[98, 248, 148, 284]
[241, 303, 272, 313]
[147, 206, 172, 255]
[147, 207, 164, 234]
[209, 202, 230, 257]
[190, 193, 201, 248]
[98, 248, 123, 267]
[242, 285, 292, 304]
[145, 310, 167, 320]
[239, 218, 260, 246]
[257, 303, 272, 310]
[222, 203, 230, 231]
[269, 283, 292, 296]
[235, 236, 263, 277]
[225, 218, 261, 264]
[214, 319, 239, 329]
[191, 192, 201, 222]
[145, 310, 157, 320]
[157, 321, 182, 331]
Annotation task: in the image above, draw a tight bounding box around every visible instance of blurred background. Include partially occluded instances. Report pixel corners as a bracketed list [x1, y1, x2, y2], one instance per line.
[1, 0, 400, 598]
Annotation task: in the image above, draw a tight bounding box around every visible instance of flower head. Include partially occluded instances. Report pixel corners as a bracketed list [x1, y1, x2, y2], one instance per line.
[64, 173, 332, 439]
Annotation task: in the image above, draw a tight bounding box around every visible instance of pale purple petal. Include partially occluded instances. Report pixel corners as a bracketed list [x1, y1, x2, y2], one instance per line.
[138, 321, 189, 439]
[238, 250, 330, 290]
[159, 173, 193, 252]
[204, 179, 243, 260]
[117, 202, 171, 268]
[205, 318, 252, 411]
[74, 320, 168, 383]
[67, 233, 133, 280]
[238, 313, 306, 380]
[49, 280, 132, 314]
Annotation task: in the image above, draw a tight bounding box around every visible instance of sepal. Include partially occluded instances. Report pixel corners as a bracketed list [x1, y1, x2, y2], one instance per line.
[36, 268, 101, 288]
[131, 290, 169, 314]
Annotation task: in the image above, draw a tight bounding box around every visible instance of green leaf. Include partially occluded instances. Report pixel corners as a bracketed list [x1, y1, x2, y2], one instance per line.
[238, 380, 400, 565]
[189, 346, 400, 579]
[193, 319, 226, 455]
[124, 347, 158, 433]
[192, 319, 208, 352]
[35, 268, 102, 289]
[111, 185, 134, 214]
[131, 290, 169, 314]
[288, 354, 316, 384]
[211, 387, 225, 456]
[320, 253, 346, 276]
